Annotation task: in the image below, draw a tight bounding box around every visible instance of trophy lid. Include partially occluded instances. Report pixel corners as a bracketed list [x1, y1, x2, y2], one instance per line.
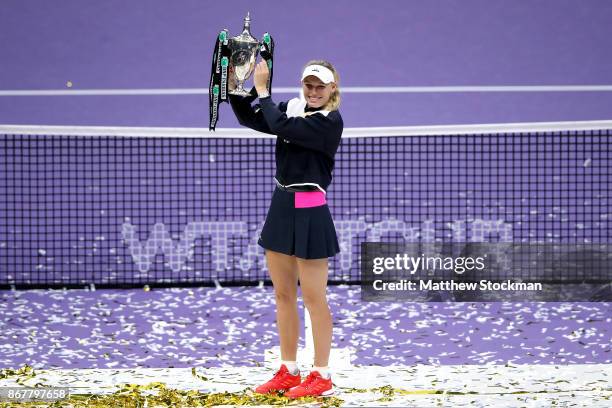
[234, 12, 258, 43]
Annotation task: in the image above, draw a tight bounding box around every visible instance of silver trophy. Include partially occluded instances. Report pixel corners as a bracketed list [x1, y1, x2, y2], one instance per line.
[228, 13, 260, 96]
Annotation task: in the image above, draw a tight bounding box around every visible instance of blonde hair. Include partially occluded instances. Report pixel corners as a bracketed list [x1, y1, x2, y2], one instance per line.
[303, 60, 341, 111]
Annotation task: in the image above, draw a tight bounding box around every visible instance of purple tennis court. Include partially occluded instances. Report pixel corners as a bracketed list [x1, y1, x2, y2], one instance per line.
[1, 1, 611, 406]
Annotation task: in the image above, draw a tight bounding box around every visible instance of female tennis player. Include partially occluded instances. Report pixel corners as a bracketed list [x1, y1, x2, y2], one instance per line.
[228, 59, 342, 398]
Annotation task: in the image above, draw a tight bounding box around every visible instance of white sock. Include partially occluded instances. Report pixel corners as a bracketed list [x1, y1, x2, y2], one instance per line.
[281, 360, 299, 375]
[313, 366, 330, 379]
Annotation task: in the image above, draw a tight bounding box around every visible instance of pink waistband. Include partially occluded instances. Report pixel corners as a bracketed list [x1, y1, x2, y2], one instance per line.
[295, 191, 327, 208]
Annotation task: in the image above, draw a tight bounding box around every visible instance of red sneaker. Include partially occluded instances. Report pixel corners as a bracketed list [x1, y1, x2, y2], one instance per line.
[284, 371, 333, 398]
[254, 364, 301, 394]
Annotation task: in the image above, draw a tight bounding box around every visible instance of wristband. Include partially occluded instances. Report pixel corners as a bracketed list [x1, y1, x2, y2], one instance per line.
[258, 90, 270, 99]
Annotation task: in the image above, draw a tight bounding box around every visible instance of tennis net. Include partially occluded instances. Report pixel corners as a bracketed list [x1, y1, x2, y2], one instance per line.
[1, 122, 610, 288]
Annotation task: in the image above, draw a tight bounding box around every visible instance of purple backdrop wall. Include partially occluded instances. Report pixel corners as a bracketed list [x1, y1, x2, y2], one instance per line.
[1, 0, 611, 127]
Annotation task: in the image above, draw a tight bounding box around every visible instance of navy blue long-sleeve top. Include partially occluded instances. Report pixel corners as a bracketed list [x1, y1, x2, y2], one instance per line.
[229, 88, 343, 193]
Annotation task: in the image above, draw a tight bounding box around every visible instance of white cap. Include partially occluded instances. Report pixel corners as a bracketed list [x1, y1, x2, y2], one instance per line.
[301, 65, 335, 84]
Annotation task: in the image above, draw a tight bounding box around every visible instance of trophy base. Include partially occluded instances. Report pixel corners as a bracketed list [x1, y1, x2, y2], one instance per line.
[228, 88, 252, 97]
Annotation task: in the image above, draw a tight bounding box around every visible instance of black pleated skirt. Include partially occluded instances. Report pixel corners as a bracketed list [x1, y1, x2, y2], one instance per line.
[258, 187, 340, 259]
